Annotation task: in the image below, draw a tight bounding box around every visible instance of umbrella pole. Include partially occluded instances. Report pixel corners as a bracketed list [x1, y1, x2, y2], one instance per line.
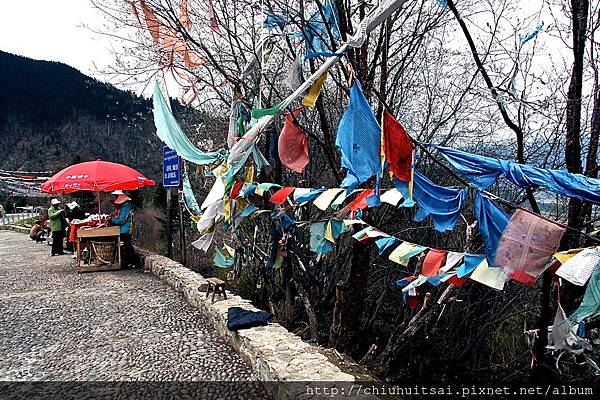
[97, 192, 101, 214]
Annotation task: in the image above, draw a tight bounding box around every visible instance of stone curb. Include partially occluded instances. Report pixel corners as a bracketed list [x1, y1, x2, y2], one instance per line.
[136, 248, 359, 399]
[0, 225, 30, 234]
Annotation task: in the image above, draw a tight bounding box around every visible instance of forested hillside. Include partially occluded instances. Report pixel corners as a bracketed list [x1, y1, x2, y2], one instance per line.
[0, 50, 161, 177]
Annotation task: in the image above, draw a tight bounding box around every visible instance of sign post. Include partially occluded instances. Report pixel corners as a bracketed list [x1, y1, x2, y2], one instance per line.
[163, 147, 180, 259]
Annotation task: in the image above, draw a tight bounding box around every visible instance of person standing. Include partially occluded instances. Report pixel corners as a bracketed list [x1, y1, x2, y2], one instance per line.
[48, 199, 66, 256]
[110, 194, 138, 268]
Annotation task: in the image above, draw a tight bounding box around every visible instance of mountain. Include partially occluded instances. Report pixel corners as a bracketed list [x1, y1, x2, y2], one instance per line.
[0, 50, 162, 178]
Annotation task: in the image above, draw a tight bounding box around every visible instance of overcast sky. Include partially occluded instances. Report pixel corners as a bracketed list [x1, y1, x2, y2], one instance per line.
[0, 0, 113, 82]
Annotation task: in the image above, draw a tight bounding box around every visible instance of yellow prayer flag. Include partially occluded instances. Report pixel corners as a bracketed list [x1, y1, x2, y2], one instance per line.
[302, 70, 329, 108]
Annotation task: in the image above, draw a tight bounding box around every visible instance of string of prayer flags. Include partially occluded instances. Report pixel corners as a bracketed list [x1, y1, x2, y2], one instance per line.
[270, 186, 296, 205]
[555, 248, 600, 286]
[494, 209, 566, 284]
[382, 110, 414, 182]
[421, 249, 448, 277]
[336, 79, 382, 191]
[278, 109, 310, 173]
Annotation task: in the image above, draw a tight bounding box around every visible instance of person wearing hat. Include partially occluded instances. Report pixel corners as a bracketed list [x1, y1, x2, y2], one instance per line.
[65, 201, 86, 252]
[110, 194, 138, 268]
[48, 199, 66, 256]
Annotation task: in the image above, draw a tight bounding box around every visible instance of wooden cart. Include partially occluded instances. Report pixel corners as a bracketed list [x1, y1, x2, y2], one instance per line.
[76, 226, 121, 272]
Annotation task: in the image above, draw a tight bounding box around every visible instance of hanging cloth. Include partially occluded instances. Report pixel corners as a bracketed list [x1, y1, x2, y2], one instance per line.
[347, 190, 374, 211]
[302, 70, 329, 108]
[556, 248, 600, 286]
[182, 171, 202, 216]
[570, 262, 600, 322]
[470, 258, 505, 290]
[456, 254, 486, 278]
[303, 0, 340, 56]
[380, 188, 404, 206]
[284, 53, 304, 91]
[336, 79, 382, 190]
[494, 209, 566, 284]
[421, 249, 447, 277]
[214, 248, 234, 268]
[474, 192, 509, 263]
[382, 110, 414, 182]
[278, 109, 310, 173]
[411, 170, 468, 232]
[313, 189, 345, 211]
[434, 145, 600, 204]
[440, 252, 464, 272]
[251, 105, 281, 120]
[153, 82, 225, 165]
[310, 221, 334, 253]
[375, 237, 397, 255]
[269, 186, 296, 205]
[388, 242, 428, 266]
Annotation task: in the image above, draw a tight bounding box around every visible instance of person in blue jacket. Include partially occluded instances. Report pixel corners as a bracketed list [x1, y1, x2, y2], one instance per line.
[111, 194, 139, 268]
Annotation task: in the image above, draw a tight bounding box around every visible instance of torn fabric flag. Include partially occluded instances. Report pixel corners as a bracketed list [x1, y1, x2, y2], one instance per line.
[347, 190, 374, 211]
[313, 189, 345, 211]
[456, 254, 486, 278]
[570, 262, 600, 322]
[278, 109, 310, 173]
[303, 0, 340, 55]
[302, 70, 329, 108]
[375, 237, 397, 255]
[310, 221, 334, 253]
[383, 110, 414, 182]
[388, 242, 428, 266]
[412, 170, 468, 232]
[470, 259, 505, 290]
[336, 79, 382, 190]
[183, 171, 201, 215]
[474, 192, 509, 263]
[153, 82, 225, 165]
[421, 249, 447, 277]
[556, 248, 600, 286]
[494, 209, 566, 284]
[440, 252, 463, 272]
[269, 186, 296, 205]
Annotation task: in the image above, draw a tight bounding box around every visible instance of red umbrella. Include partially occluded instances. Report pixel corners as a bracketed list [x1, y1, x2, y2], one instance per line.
[41, 160, 155, 211]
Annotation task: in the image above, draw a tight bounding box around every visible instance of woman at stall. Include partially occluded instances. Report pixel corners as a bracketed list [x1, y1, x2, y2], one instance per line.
[110, 194, 139, 268]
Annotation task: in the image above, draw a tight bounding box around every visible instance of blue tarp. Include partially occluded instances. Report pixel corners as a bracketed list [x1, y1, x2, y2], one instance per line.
[410, 170, 468, 232]
[336, 80, 382, 190]
[434, 145, 600, 205]
[474, 192, 509, 264]
[153, 82, 226, 165]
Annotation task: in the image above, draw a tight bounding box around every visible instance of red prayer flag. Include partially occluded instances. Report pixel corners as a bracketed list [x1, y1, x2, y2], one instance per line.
[421, 249, 447, 277]
[270, 187, 296, 205]
[230, 181, 244, 199]
[383, 110, 414, 182]
[446, 275, 468, 287]
[347, 189, 374, 211]
[408, 295, 419, 310]
[278, 109, 310, 173]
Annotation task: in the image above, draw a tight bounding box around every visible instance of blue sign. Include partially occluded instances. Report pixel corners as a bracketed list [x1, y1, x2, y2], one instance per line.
[163, 146, 181, 187]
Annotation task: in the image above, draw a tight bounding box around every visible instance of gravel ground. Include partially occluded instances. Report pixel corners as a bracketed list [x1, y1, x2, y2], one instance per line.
[0, 231, 264, 393]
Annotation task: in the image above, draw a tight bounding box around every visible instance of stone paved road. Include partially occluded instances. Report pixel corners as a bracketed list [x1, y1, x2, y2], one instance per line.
[0, 231, 261, 386]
